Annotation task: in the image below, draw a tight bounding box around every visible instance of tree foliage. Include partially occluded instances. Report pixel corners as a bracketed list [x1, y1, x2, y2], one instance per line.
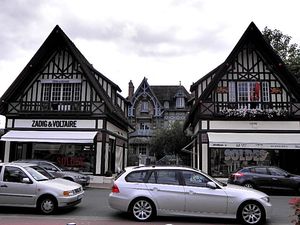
[150, 121, 190, 160]
[262, 27, 300, 78]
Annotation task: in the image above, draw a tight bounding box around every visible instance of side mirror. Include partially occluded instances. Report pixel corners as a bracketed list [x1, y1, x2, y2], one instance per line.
[22, 177, 31, 184]
[207, 181, 217, 189]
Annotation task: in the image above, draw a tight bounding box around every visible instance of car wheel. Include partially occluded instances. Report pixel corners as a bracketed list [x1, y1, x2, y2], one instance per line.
[238, 201, 265, 225]
[130, 198, 155, 221]
[38, 196, 57, 214]
[243, 182, 255, 189]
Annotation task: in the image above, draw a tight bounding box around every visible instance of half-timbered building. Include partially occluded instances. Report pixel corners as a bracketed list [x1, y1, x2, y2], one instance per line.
[128, 77, 191, 165]
[0, 25, 131, 182]
[184, 22, 300, 177]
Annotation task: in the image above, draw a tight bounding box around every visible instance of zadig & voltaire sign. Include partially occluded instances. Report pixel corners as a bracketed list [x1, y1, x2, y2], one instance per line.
[32, 120, 77, 128]
[12, 119, 96, 129]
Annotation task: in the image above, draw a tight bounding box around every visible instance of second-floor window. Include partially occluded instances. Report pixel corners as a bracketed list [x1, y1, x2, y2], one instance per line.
[228, 81, 269, 108]
[141, 101, 149, 112]
[42, 83, 81, 102]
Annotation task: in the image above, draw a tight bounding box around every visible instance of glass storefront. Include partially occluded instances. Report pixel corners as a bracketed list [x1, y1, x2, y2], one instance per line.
[10, 142, 95, 174]
[210, 148, 281, 177]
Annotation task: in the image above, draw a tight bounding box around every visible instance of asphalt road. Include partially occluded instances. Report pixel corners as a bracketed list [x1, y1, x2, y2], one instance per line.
[0, 187, 297, 225]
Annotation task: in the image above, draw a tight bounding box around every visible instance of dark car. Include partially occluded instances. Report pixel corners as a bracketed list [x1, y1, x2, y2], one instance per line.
[228, 166, 300, 194]
[13, 159, 90, 187]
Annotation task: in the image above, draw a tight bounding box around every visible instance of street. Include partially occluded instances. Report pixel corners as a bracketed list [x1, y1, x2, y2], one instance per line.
[0, 187, 296, 225]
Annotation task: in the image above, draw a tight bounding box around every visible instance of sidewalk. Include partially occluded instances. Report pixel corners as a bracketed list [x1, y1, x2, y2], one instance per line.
[87, 182, 113, 189]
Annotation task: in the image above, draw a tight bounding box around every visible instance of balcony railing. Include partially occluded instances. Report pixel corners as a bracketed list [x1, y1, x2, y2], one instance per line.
[198, 101, 300, 119]
[129, 129, 153, 137]
[7, 101, 106, 114]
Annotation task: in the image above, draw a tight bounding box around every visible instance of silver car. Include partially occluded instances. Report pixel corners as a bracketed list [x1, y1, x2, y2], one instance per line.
[14, 160, 90, 187]
[0, 162, 84, 214]
[108, 166, 272, 225]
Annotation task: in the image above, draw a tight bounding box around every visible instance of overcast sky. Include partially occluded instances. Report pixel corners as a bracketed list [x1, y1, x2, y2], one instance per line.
[0, 0, 300, 115]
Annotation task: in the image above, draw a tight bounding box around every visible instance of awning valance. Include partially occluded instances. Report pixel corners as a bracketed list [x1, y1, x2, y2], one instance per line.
[1, 130, 97, 143]
[208, 132, 300, 150]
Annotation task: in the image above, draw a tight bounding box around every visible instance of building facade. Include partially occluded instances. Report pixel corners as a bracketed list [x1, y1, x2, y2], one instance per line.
[128, 77, 191, 165]
[184, 22, 300, 177]
[0, 25, 130, 182]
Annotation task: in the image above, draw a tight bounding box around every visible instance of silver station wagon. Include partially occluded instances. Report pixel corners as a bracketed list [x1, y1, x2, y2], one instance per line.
[108, 166, 272, 225]
[0, 162, 84, 214]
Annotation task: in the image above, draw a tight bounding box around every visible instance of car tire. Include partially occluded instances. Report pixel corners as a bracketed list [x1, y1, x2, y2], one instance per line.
[129, 198, 156, 222]
[243, 182, 255, 189]
[38, 195, 57, 214]
[237, 201, 265, 225]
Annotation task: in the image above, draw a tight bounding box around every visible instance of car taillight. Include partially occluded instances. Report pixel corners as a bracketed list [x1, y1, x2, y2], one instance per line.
[233, 172, 244, 177]
[112, 184, 120, 193]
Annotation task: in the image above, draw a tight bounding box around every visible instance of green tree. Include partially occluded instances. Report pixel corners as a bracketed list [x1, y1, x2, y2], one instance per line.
[262, 26, 300, 78]
[150, 121, 191, 164]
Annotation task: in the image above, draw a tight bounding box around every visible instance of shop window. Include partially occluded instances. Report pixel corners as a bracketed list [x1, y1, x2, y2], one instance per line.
[210, 148, 275, 177]
[31, 143, 94, 174]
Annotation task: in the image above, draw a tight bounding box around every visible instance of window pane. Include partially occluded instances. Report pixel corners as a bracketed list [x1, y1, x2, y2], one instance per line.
[126, 171, 148, 182]
[62, 83, 72, 101]
[51, 83, 61, 101]
[156, 170, 179, 185]
[182, 170, 209, 187]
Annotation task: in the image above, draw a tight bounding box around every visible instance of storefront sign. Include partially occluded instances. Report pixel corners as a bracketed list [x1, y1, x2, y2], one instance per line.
[32, 120, 77, 128]
[224, 149, 269, 161]
[13, 119, 96, 129]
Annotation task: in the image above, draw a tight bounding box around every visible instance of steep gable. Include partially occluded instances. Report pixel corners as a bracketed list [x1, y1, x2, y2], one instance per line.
[201, 22, 300, 100]
[0, 25, 128, 128]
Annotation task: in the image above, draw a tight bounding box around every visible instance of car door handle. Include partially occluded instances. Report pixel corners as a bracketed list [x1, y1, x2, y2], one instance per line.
[187, 190, 194, 195]
[0, 184, 8, 188]
[272, 178, 278, 180]
[150, 187, 159, 191]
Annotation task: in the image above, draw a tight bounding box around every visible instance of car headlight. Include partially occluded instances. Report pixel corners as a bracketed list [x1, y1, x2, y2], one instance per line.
[261, 196, 270, 203]
[63, 190, 75, 196]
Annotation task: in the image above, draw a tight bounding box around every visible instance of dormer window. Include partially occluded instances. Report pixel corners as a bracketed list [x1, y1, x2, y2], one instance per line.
[175, 89, 186, 109]
[176, 97, 185, 108]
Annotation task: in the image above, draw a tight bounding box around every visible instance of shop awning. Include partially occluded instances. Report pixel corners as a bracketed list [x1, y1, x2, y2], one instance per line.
[1, 130, 97, 143]
[207, 132, 300, 150]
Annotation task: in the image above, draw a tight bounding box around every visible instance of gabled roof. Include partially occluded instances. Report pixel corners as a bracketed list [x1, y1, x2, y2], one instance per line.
[0, 25, 129, 128]
[200, 22, 300, 100]
[184, 22, 300, 129]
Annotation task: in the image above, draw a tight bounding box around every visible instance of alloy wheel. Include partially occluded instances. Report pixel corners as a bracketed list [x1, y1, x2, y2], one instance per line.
[241, 203, 262, 225]
[132, 199, 153, 221]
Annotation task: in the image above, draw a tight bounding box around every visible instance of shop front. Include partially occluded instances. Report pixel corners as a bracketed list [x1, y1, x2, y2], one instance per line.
[1, 118, 127, 177]
[207, 132, 300, 177]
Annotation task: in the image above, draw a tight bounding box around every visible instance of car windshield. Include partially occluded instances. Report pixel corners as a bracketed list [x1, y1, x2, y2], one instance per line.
[24, 166, 52, 181]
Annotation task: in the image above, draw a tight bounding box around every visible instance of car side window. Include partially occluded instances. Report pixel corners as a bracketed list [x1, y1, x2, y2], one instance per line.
[181, 170, 209, 187]
[3, 166, 29, 183]
[125, 170, 148, 183]
[254, 167, 268, 175]
[269, 167, 285, 176]
[147, 170, 180, 185]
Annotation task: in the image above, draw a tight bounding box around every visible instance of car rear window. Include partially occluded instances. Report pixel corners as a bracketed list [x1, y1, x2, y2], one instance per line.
[125, 170, 148, 183]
